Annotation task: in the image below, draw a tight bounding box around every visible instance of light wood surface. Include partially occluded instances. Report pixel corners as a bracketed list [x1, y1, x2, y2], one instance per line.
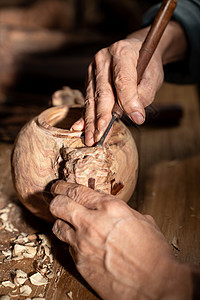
[0, 82, 200, 299]
[131, 83, 200, 264]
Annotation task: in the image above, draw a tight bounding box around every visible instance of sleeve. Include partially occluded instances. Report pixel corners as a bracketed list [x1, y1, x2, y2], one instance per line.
[142, 0, 200, 84]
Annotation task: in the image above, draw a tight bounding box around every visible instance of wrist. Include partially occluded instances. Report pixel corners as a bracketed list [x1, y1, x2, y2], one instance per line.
[156, 21, 188, 65]
[126, 21, 188, 66]
[144, 259, 193, 300]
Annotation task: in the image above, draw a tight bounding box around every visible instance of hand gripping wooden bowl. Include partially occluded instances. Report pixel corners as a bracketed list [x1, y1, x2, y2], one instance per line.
[11, 104, 138, 222]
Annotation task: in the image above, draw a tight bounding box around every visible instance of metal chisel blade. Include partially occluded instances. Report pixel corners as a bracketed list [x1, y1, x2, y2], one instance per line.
[96, 114, 118, 147]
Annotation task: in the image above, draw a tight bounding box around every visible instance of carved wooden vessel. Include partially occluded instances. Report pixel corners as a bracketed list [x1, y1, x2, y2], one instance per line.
[11, 104, 138, 222]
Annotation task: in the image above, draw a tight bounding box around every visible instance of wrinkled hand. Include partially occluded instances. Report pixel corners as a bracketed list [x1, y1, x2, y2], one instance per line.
[71, 27, 164, 146]
[50, 180, 185, 300]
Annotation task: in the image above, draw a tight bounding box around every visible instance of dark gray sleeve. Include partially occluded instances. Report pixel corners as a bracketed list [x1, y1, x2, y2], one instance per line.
[142, 0, 200, 84]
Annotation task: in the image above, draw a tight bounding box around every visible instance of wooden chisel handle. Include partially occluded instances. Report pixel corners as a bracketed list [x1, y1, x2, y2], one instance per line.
[112, 0, 177, 119]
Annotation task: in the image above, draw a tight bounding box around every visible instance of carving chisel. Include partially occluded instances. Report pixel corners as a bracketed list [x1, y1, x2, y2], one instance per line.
[96, 0, 177, 147]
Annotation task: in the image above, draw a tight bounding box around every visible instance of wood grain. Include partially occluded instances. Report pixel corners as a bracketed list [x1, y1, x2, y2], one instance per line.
[0, 82, 200, 299]
[133, 83, 200, 264]
[11, 105, 138, 222]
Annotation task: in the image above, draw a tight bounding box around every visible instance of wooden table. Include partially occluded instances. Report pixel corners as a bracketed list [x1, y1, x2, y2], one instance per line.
[0, 82, 200, 299]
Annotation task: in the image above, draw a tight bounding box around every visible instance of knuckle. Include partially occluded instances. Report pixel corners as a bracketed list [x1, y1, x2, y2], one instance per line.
[55, 219, 63, 231]
[67, 184, 86, 202]
[94, 48, 107, 64]
[71, 209, 81, 225]
[50, 180, 61, 195]
[114, 73, 132, 89]
[50, 195, 64, 212]
[85, 95, 94, 107]
[109, 40, 129, 56]
[102, 200, 113, 212]
[94, 86, 112, 101]
[102, 198, 125, 214]
[52, 219, 61, 235]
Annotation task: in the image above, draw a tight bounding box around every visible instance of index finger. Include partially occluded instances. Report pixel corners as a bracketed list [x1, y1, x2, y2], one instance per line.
[110, 40, 145, 124]
[92, 48, 115, 143]
[50, 194, 87, 228]
[51, 180, 110, 210]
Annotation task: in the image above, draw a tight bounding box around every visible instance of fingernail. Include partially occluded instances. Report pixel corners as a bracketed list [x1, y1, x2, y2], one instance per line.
[130, 112, 144, 125]
[70, 119, 83, 131]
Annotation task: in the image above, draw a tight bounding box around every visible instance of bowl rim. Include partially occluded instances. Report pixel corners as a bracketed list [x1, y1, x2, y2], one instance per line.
[37, 105, 83, 138]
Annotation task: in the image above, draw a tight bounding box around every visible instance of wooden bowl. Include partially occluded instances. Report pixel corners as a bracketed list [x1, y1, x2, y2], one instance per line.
[11, 105, 138, 222]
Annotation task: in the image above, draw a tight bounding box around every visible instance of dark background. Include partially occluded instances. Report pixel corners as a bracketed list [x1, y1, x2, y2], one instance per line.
[0, 0, 158, 97]
[0, 0, 159, 143]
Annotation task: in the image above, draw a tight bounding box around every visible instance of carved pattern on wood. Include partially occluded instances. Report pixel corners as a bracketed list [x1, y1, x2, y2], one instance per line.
[11, 104, 138, 222]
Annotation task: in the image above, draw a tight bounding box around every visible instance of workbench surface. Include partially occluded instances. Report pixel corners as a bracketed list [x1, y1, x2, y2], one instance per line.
[0, 82, 200, 299]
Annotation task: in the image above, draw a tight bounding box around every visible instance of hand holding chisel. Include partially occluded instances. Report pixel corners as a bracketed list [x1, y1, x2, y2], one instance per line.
[96, 0, 177, 146]
[71, 0, 179, 146]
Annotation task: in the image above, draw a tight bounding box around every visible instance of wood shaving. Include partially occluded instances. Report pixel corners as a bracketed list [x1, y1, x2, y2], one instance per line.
[25, 242, 36, 247]
[171, 236, 180, 251]
[1, 281, 15, 288]
[23, 245, 37, 258]
[0, 213, 8, 222]
[44, 245, 50, 257]
[67, 291, 73, 299]
[13, 232, 37, 244]
[2, 249, 12, 259]
[37, 245, 45, 259]
[38, 234, 51, 248]
[0, 204, 18, 233]
[19, 285, 32, 296]
[48, 254, 53, 264]
[12, 244, 25, 257]
[46, 270, 54, 279]
[0, 296, 11, 300]
[29, 272, 48, 286]
[14, 269, 28, 286]
[51, 86, 84, 107]
[12, 255, 24, 261]
[12, 243, 37, 259]
[1, 232, 54, 289]
[0, 207, 10, 214]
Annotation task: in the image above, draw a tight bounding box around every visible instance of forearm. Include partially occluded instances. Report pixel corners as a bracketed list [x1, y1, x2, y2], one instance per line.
[159, 261, 192, 300]
[126, 21, 188, 66]
[130, 260, 195, 300]
[141, 0, 200, 84]
[147, 260, 200, 300]
[157, 21, 188, 65]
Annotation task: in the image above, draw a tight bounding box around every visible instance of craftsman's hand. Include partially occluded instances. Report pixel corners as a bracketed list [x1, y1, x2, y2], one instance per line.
[71, 21, 187, 146]
[72, 29, 163, 146]
[50, 181, 191, 300]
